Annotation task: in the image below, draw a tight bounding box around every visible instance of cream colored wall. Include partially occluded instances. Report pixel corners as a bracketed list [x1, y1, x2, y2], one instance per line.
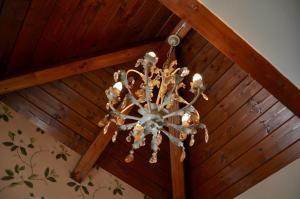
[235, 158, 300, 199]
[0, 102, 145, 199]
[201, 0, 300, 88]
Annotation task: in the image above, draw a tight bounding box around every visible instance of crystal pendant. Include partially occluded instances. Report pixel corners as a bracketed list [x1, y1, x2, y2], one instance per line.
[205, 128, 209, 143]
[125, 150, 134, 163]
[116, 117, 124, 125]
[113, 71, 119, 82]
[103, 123, 110, 135]
[189, 135, 195, 146]
[201, 93, 209, 101]
[180, 149, 186, 162]
[149, 152, 157, 164]
[106, 102, 110, 110]
[156, 132, 162, 145]
[179, 132, 187, 141]
[126, 134, 131, 142]
[121, 98, 127, 109]
[112, 131, 118, 143]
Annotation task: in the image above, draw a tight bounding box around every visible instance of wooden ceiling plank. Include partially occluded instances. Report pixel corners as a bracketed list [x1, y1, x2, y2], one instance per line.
[30, 0, 81, 67]
[62, 75, 109, 112]
[0, 41, 163, 94]
[195, 64, 247, 117]
[202, 77, 262, 133]
[0, 0, 31, 77]
[7, 0, 57, 75]
[106, 140, 171, 191]
[215, 139, 300, 199]
[191, 101, 294, 190]
[40, 80, 106, 124]
[18, 87, 98, 142]
[80, 1, 121, 56]
[1, 92, 89, 154]
[190, 88, 278, 168]
[193, 116, 300, 199]
[98, 153, 170, 199]
[158, 0, 300, 118]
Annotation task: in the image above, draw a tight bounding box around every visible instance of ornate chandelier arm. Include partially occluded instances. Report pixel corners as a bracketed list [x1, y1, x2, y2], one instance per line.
[163, 87, 201, 119]
[126, 69, 144, 79]
[159, 73, 184, 110]
[109, 103, 140, 121]
[161, 129, 184, 148]
[143, 63, 152, 113]
[164, 122, 193, 134]
[120, 70, 145, 111]
[118, 122, 138, 131]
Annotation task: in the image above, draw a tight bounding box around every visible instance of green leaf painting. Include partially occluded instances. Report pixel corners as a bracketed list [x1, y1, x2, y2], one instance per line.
[0, 103, 144, 198]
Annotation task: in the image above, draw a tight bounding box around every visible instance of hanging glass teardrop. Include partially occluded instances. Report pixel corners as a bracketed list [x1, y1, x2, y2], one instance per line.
[156, 132, 162, 145]
[205, 128, 209, 143]
[180, 149, 186, 162]
[189, 135, 195, 146]
[112, 131, 118, 143]
[103, 123, 109, 135]
[113, 72, 119, 82]
[106, 102, 110, 110]
[125, 150, 134, 163]
[179, 132, 187, 141]
[149, 152, 157, 164]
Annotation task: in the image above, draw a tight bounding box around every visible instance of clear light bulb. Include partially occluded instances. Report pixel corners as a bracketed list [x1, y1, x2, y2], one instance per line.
[182, 113, 191, 123]
[113, 82, 123, 91]
[192, 73, 202, 82]
[148, 51, 156, 58]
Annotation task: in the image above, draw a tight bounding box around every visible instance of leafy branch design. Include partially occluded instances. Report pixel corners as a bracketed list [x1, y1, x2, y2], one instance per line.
[0, 105, 13, 122]
[1, 130, 58, 192]
[51, 144, 70, 161]
[67, 176, 94, 199]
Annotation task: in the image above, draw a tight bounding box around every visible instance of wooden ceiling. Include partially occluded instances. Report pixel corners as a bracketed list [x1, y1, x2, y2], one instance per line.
[178, 31, 300, 199]
[1, 0, 300, 199]
[0, 0, 179, 79]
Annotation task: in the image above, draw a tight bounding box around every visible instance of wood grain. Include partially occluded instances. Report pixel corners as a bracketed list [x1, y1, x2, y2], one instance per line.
[159, 0, 300, 119]
[0, 41, 163, 94]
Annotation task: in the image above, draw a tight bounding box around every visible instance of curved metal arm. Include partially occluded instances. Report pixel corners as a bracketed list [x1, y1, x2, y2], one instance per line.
[163, 88, 201, 119]
[109, 103, 140, 121]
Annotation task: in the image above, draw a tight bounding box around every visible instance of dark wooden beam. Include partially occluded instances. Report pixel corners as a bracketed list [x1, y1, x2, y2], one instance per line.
[71, 104, 134, 182]
[169, 102, 186, 199]
[0, 41, 163, 94]
[158, 0, 300, 118]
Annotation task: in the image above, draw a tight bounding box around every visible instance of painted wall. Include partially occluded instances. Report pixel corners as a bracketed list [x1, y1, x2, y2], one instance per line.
[235, 158, 300, 199]
[0, 102, 147, 199]
[201, 0, 300, 88]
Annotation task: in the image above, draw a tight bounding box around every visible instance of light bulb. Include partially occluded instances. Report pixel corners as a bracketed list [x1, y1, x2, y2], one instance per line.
[182, 113, 191, 123]
[192, 73, 202, 82]
[113, 82, 123, 91]
[148, 51, 156, 58]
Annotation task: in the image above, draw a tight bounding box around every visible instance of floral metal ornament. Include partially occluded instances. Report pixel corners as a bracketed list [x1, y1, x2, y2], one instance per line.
[99, 34, 209, 164]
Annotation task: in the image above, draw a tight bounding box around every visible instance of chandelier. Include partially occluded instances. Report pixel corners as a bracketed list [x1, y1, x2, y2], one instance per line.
[98, 34, 209, 164]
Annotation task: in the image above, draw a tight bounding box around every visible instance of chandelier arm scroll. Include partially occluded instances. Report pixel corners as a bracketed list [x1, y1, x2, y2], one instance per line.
[119, 70, 145, 111]
[163, 88, 201, 119]
[143, 63, 152, 113]
[108, 103, 141, 121]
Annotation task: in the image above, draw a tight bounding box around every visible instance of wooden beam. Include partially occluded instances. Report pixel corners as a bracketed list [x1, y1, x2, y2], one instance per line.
[169, 102, 186, 199]
[0, 41, 163, 94]
[71, 104, 134, 182]
[158, 0, 300, 118]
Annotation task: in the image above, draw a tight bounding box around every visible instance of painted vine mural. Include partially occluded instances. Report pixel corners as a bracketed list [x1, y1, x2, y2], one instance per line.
[0, 102, 147, 199]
